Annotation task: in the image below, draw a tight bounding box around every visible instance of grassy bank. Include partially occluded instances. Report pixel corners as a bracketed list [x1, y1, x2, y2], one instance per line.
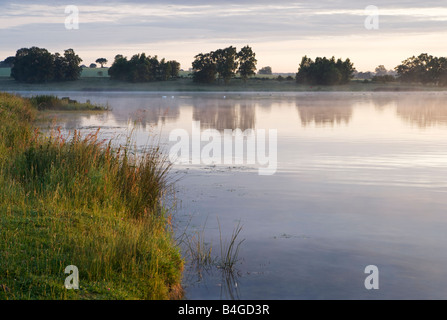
[0, 76, 444, 92]
[0, 93, 183, 300]
[28, 95, 109, 111]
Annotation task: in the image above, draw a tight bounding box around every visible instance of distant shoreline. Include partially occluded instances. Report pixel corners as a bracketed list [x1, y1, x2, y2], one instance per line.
[0, 77, 445, 93]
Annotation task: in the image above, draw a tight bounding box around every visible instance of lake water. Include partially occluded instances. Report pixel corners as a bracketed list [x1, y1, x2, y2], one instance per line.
[19, 90, 447, 299]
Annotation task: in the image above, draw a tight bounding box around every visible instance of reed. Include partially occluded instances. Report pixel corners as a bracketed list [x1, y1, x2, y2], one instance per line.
[0, 92, 183, 300]
[29, 95, 109, 111]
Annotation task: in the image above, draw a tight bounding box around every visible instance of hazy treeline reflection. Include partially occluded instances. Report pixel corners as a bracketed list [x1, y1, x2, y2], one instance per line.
[394, 94, 447, 128]
[36, 92, 447, 134]
[294, 95, 354, 127]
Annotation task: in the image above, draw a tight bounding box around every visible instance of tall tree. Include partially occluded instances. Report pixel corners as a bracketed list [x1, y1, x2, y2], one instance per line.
[192, 53, 217, 83]
[395, 53, 441, 84]
[11, 47, 55, 83]
[336, 58, 355, 84]
[296, 55, 355, 85]
[168, 60, 180, 79]
[258, 66, 272, 75]
[212, 46, 239, 85]
[11, 47, 82, 83]
[108, 53, 179, 82]
[159, 58, 171, 81]
[237, 45, 257, 82]
[108, 54, 129, 81]
[375, 65, 387, 76]
[0, 56, 15, 68]
[60, 49, 83, 81]
[95, 58, 108, 68]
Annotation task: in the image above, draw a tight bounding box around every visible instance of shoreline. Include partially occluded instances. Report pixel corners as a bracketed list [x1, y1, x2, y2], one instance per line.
[1, 77, 446, 93]
[0, 93, 184, 300]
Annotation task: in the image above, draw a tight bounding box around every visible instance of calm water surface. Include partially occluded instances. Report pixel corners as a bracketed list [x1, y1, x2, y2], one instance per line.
[19, 91, 447, 299]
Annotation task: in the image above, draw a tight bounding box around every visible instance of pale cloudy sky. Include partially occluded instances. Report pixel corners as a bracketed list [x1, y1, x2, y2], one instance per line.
[1, 0, 447, 72]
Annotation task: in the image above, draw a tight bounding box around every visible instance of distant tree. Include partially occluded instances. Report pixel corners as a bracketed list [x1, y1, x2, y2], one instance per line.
[437, 57, 447, 86]
[108, 53, 178, 82]
[11, 47, 82, 83]
[108, 55, 129, 81]
[0, 56, 15, 68]
[354, 71, 373, 80]
[12, 47, 55, 83]
[168, 60, 180, 79]
[296, 56, 355, 85]
[148, 55, 160, 81]
[258, 66, 272, 75]
[372, 75, 396, 83]
[159, 58, 171, 81]
[395, 53, 445, 85]
[295, 56, 312, 84]
[375, 65, 387, 76]
[192, 53, 217, 83]
[336, 58, 356, 84]
[192, 45, 257, 84]
[96, 58, 108, 68]
[58, 49, 83, 81]
[128, 53, 153, 82]
[213, 46, 239, 84]
[237, 45, 257, 82]
[90, 63, 97, 68]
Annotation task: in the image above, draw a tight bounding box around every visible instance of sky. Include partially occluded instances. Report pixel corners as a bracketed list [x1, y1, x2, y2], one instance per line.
[1, 0, 447, 73]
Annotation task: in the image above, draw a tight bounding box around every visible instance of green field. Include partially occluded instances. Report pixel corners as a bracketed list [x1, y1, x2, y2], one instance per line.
[0, 68, 10, 77]
[80, 67, 110, 78]
[0, 66, 444, 92]
[0, 67, 110, 79]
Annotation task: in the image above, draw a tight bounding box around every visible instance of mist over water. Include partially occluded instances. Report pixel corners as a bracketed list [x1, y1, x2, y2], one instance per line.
[22, 90, 447, 299]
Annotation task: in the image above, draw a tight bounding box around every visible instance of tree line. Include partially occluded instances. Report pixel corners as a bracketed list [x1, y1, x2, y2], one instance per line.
[192, 45, 257, 84]
[296, 56, 356, 85]
[108, 54, 180, 82]
[10, 47, 82, 83]
[395, 53, 447, 85]
[4, 46, 447, 86]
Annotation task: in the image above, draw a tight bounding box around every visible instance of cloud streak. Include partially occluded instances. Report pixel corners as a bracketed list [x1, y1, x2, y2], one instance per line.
[1, 1, 447, 72]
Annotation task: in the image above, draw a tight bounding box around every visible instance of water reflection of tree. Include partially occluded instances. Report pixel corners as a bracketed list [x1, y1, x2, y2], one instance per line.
[395, 94, 447, 128]
[366, 94, 396, 111]
[38, 112, 106, 131]
[192, 98, 256, 131]
[295, 95, 354, 126]
[112, 97, 181, 130]
[129, 105, 180, 130]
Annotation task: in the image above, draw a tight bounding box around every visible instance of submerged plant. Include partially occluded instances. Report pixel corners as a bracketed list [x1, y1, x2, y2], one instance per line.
[218, 218, 245, 272]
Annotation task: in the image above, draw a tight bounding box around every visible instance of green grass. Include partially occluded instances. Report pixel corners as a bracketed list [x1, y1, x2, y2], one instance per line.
[81, 67, 110, 78]
[0, 67, 110, 79]
[0, 92, 184, 300]
[28, 95, 109, 111]
[0, 68, 10, 77]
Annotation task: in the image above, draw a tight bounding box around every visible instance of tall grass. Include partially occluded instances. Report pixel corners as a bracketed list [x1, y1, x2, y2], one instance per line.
[0, 92, 183, 300]
[29, 95, 109, 111]
[217, 219, 245, 272]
